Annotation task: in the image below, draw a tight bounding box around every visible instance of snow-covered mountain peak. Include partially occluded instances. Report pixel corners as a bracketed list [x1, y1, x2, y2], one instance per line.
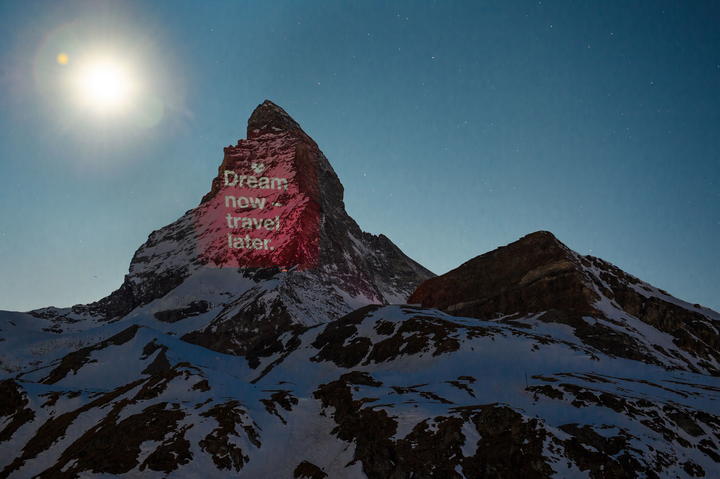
[21, 101, 433, 357]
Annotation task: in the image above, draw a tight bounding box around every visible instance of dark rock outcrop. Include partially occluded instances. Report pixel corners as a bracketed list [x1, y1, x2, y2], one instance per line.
[409, 231, 597, 317]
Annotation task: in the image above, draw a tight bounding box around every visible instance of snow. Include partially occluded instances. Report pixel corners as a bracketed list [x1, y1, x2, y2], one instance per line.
[4, 293, 720, 478]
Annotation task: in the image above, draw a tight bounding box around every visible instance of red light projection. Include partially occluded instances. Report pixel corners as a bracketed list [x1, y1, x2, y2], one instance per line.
[195, 136, 320, 270]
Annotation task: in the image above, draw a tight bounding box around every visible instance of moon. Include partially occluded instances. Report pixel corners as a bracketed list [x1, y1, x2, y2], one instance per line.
[34, 24, 170, 136]
[70, 56, 137, 114]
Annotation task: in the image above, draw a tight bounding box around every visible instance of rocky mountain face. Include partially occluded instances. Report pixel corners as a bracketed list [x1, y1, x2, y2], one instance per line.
[2, 103, 720, 478]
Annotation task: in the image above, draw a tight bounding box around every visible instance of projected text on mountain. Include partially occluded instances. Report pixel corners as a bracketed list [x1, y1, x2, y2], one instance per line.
[196, 147, 320, 270]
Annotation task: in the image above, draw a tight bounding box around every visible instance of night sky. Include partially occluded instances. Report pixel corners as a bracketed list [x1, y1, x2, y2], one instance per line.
[0, 1, 718, 312]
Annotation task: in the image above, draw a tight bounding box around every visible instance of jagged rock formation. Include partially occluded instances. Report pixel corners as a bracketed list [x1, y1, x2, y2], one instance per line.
[1, 104, 720, 478]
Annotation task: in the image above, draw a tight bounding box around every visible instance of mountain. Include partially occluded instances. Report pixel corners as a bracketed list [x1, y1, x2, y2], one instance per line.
[19, 100, 433, 362]
[409, 230, 720, 376]
[2, 103, 720, 478]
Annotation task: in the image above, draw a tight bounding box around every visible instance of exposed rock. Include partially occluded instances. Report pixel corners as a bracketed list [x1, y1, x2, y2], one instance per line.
[37, 402, 188, 477]
[409, 231, 597, 317]
[153, 300, 210, 323]
[294, 460, 328, 479]
[141, 347, 172, 376]
[200, 401, 259, 472]
[260, 389, 298, 424]
[410, 231, 720, 374]
[0, 380, 34, 443]
[1, 379, 145, 477]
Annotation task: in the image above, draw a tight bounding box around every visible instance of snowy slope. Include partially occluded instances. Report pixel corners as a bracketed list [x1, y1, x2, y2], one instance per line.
[2, 305, 720, 478]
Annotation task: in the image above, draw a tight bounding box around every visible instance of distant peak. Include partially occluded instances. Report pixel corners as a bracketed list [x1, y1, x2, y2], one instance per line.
[407, 229, 583, 315]
[247, 100, 304, 138]
[516, 230, 565, 247]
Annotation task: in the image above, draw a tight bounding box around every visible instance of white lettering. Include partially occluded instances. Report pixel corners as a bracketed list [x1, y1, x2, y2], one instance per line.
[223, 170, 238, 186]
[223, 169, 288, 191]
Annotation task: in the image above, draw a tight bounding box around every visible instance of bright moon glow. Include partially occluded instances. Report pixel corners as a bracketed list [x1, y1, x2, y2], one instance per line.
[72, 58, 137, 114]
[38, 26, 167, 130]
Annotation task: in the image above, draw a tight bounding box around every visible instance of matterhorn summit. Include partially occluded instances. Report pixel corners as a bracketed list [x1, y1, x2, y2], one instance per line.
[22, 100, 433, 359]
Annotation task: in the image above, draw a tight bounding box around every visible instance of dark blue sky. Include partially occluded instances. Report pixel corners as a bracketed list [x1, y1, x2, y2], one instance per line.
[1, 1, 718, 311]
